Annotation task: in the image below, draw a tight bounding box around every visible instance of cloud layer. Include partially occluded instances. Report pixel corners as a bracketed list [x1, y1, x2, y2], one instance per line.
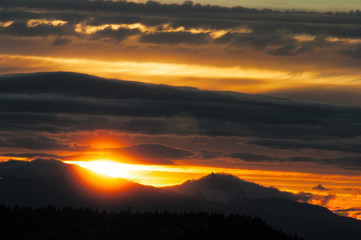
[1, 72, 361, 171]
[0, 0, 360, 57]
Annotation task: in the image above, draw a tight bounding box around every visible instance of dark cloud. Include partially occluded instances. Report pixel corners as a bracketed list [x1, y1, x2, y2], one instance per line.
[319, 194, 336, 206]
[294, 192, 314, 203]
[312, 184, 330, 191]
[343, 188, 361, 195]
[0, 135, 67, 150]
[333, 207, 361, 217]
[140, 32, 210, 45]
[0, 21, 71, 37]
[1, 71, 361, 170]
[121, 143, 193, 158]
[248, 140, 361, 153]
[341, 45, 361, 59]
[229, 152, 277, 162]
[91, 27, 141, 42]
[0, 131, 87, 151]
[51, 37, 72, 46]
[1, 72, 361, 159]
[201, 150, 361, 171]
[265, 86, 361, 107]
[110, 143, 194, 165]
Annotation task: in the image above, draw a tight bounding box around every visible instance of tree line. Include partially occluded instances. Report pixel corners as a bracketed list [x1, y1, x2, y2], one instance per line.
[0, 205, 305, 240]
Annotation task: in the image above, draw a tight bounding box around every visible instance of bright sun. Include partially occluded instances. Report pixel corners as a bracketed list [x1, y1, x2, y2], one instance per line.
[65, 159, 138, 179]
[64, 159, 211, 187]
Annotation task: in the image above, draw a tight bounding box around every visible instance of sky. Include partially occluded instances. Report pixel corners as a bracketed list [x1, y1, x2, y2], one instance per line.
[0, 0, 361, 220]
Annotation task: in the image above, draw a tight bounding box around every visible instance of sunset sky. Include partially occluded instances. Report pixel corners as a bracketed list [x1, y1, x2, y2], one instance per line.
[1, 0, 361, 220]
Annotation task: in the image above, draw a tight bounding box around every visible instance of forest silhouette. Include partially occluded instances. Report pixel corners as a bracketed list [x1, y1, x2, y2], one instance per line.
[0, 205, 305, 240]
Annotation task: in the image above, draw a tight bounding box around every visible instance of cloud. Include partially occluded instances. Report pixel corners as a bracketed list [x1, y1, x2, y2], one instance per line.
[51, 37, 72, 46]
[248, 140, 361, 153]
[341, 46, 361, 59]
[110, 143, 194, 165]
[296, 192, 335, 207]
[1, 72, 361, 171]
[0, 0, 359, 58]
[0, 132, 86, 151]
[312, 184, 330, 191]
[186, 148, 361, 172]
[333, 207, 361, 217]
[91, 27, 141, 42]
[140, 31, 210, 45]
[264, 86, 361, 107]
[0, 135, 65, 150]
[229, 152, 279, 162]
[343, 188, 361, 195]
[1, 152, 63, 160]
[1, 72, 361, 157]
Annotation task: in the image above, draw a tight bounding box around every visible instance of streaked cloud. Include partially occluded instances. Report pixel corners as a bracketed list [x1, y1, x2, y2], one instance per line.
[0, 0, 360, 100]
[27, 19, 67, 28]
[0, 21, 14, 27]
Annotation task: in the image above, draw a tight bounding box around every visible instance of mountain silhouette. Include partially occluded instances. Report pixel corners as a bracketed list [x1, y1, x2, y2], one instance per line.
[168, 173, 361, 240]
[0, 160, 361, 240]
[167, 172, 298, 203]
[0, 159, 228, 213]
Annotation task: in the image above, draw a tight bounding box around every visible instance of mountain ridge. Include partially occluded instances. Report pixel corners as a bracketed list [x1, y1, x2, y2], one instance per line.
[0, 159, 361, 240]
[167, 172, 299, 203]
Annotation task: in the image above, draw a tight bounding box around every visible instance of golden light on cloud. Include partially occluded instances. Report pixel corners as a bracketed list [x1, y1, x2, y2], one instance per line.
[0, 156, 28, 162]
[0, 53, 329, 92]
[74, 23, 141, 34]
[27, 19, 68, 27]
[3, 53, 361, 94]
[74, 21, 251, 39]
[0, 21, 14, 28]
[159, 24, 252, 39]
[326, 37, 361, 44]
[294, 34, 316, 42]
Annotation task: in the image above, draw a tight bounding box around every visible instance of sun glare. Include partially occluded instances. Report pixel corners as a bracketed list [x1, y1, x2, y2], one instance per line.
[65, 159, 135, 179]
